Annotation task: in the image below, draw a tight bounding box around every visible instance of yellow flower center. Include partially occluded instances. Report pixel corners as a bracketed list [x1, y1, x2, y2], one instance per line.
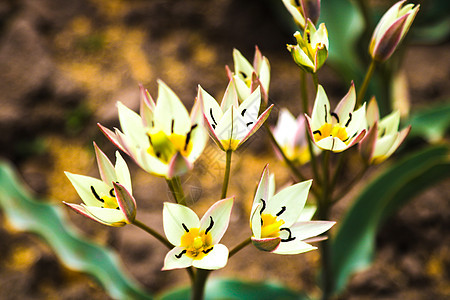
[313, 123, 349, 143]
[283, 145, 311, 165]
[260, 213, 285, 238]
[147, 129, 193, 163]
[90, 186, 119, 209]
[220, 138, 240, 151]
[180, 228, 213, 260]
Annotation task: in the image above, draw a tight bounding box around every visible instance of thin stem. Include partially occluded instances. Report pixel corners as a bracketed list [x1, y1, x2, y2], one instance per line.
[312, 72, 319, 91]
[357, 59, 376, 108]
[221, 150, 232, 199]
[229, 237, 252, 258]
[191, 269, 210, 300]
[167, 177, 186, 206]
[300, 70, 309, 114]
[328, 152, 348, 195]
[132, 219, 173, 249]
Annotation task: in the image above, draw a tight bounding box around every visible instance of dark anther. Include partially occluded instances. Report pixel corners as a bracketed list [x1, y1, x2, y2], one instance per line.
[246, 121, 253, 127]
[239, 71, 247, 79]
[324, 105, 328, 122]
[306, 32, 311, 44]
[212, 124, 216, 129]
[343, 137, 349, 142]
[351, 132, 358, 139]
[294, 0, 300, 7]
[331, 112, 340, 123]
[171, 119, 175, 134]
[241, 109, 247, 117]
[276, 206, 286, 217]
[175, 249, 187, 259]
[109, 188, 115, 197]
[205, 216, 214, 235]
[379, 127, 386, 136]
[191, 124, 198, 130]
[260, 199, 266, 214]
[91, 186, 104, 202]
[202, 247, 213, 254]
[313, 130, 321, 136]
[116, 207, 120, 210]
[156, 152, 161, 158]
[280, 228, 296, 242]
[184, 124, 198, 151]
[182, 223, 189, 233]
[210, 108, 218, 126]
[148, 135, 153, 146]
[331, 138, 335, 150]
[151, 120, 155, 127]
[345, 113, 352, 127]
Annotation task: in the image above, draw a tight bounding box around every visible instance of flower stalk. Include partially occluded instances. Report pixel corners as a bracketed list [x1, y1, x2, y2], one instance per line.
[356, 59, 376, 108]
[221, 150, 233, 199]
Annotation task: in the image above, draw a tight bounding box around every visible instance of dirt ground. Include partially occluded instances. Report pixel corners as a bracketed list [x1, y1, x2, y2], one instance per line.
[0, 0, 449, 299]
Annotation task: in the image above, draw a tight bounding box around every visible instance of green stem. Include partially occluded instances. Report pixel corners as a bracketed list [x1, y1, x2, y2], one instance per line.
[229, 237, 252, 258]
[300, 70, 309, 114]
[328, 152, 347, 197]
[357, 59, 376, 108]
[221, 150, 232, 199]
[191, 269, 210, 300]
[132, 219, 173, 249]
[167, 177, 186, 205]
[312, 72, 319, 91]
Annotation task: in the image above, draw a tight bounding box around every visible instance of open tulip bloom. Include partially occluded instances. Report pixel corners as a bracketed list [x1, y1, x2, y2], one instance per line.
[287, 20, 328, 74]
[226, 47, 270, 103]
[64, 144, 136, 226]
[272, 108, 312, 165]
[162, 197, 233, 270]
[99, 80, 207, 179]
[360, 97, 411, 164]
[369, 0, 419, 62]
[199, 79, 273, 151]
[250, 165, 335, 254]
[305, 83, 367, 152]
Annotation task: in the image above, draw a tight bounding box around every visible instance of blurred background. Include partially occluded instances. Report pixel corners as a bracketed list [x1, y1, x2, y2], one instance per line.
[0, 0, 448, 299]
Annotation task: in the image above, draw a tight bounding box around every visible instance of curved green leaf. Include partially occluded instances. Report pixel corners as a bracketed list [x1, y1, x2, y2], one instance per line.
[158, 278, 308, 300]
[0, 160, 153, 300]
[331, 145, 450, 294]
[409, 101, 450, 143]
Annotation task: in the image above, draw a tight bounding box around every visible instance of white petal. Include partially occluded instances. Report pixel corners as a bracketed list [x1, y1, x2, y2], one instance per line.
[65, 172, 110, 207]
[238, 87, 261, 125]
[114, 151, 132, 192]
[163, 202, 200, 246]
[289, 221, 335, 241]
[198, 85, 223, 130]
[259, 57, 271, 93]
[298, 205, 317, 221]
[267, 180, 312, 227]
[83, 205, 127, 224]
[221, 78, 239, 111]
[162, 246, 194, 270]
[346, 103, 367, 137]
[154, 80, 191, 135]
[315, 136, 348, 152]
[233, 48, 254, 81]
[334, 83, 356, 126]
[252, 165, 270, 218]
[379, 110, 400, 135]
[117, 102, 148, 149]
[272, 239, 317, 255]
[310, 85, 331, 130]
[373, 133, 397, 158]
[137, 149, 169, 177]
[273, 108, 297, 147]
[233, 76, 251, 101]
[200, 197, 234, 244]
[250, 203, 263, 239]
[94, 143, 116, 185]
[192, 244, 229, 270]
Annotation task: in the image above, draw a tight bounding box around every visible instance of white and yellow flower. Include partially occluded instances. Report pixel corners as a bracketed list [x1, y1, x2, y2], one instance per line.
[281, 0, 321, 28]
[272, 108, 312, 165]
[287, 20, 328, 74]
[162, 197, 234, 270]
[250, 165, 335, 254]
[360, 97, 410, 164]
[369, 0, 419, 62]
[64, 144, 136, 227]
[99, 80, 207, 178]
[227, 47, 271, 103]
[198, 79, 273, 151]
[305, 83, 367, 152]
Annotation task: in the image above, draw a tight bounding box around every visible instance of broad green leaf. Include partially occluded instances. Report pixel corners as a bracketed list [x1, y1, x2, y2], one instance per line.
[408, 101, 450, 143]
[331, 145, 450, 294]
[0, 161, 153, 300]
[158, 277, 308, 300]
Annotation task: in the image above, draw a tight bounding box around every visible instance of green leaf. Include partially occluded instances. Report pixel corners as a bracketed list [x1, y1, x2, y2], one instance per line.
[0, 160, 153, 300]
[158, 278, 308, 300]
[408, 101, 450, 143]
[331, 145, 450, 294]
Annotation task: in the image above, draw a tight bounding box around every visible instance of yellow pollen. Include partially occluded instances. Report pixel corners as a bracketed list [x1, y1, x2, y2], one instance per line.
[102, 195, 118, 209]
[180, 228, 213, 260]
[260, 214, 285, 238]
[314, 123, 349, 143]
[147, 129, 193, 163]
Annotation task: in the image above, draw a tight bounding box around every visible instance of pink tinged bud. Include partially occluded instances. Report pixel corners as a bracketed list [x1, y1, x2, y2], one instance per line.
[300, 0, 321, 25]
[359, 122, 378, 164]
[251, 237, 281, 252]
[369, 1, 419, 62]
[113, 182, 137, 224]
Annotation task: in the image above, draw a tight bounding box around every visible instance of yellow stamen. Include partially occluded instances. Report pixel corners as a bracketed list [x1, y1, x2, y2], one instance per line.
[180, 228, 213, 260]
[147, 129, 193, 163]
[221, 138, 240, 151]
[314, 123, 349, 143]
[260, 214, 285, 238]
[102, 195, 118, 209]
